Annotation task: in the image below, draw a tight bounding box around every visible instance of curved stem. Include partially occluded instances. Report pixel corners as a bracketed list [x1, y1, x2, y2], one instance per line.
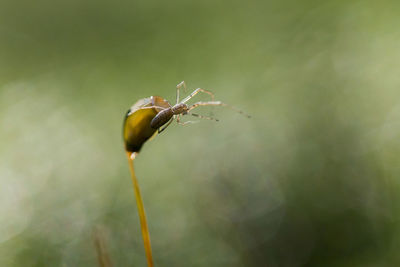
[126, 152, 154, 267]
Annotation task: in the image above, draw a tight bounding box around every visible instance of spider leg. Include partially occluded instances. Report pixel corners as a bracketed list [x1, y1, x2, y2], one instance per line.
[188, 101, 251, 118]
[127, 105, 167, 116]
[176, 114, 198, 125]
[177, 120, 199, 126]
[140, 105, 168, 110]
[190, 113, 219, 122]
[176, 81, 187, 104]
[181, 88, 215, 104]
[158, 117, 174, 133]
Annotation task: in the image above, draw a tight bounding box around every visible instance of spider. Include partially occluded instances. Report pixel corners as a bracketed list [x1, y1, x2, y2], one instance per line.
[141, 81, 250, 133]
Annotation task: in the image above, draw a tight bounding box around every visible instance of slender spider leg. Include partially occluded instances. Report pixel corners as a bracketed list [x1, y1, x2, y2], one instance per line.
[188, 101, 251, 118]
[176, 114, 198, 125]
[127, 105, 167, 116]
[190, 113, 219, 122]
[176, 81, 187, 104]
[176, 114, 182, 124]
[181, 88, 215, 104]
[139, 105, 168, 111]
[177, 120, 199, 126]
[158, 117, 173, 133]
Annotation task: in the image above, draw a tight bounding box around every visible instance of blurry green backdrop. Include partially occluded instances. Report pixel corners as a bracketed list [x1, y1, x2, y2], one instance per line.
[1, 0, 400, 266]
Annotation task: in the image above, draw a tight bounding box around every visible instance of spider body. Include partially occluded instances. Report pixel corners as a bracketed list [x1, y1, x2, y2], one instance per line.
[150, 103, 188, 129]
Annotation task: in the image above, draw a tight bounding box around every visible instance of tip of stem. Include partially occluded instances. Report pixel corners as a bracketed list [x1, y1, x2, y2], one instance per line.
[126, 151, 138, 160]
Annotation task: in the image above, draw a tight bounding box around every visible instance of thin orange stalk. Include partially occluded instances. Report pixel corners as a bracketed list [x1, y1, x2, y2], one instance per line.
[126, 152, 154, 267]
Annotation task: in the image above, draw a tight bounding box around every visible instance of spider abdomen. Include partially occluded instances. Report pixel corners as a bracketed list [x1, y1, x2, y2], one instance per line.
[150, 108, 173, 129]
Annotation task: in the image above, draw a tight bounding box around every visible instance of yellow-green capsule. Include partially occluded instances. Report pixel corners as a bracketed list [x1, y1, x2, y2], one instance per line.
[123, 96, 171, 153]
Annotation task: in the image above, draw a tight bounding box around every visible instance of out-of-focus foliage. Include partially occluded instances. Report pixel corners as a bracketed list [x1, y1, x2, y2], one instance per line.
[1, 0, 400, 266]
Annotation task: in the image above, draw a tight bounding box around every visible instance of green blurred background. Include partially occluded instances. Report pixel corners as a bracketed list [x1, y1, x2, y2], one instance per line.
[1, 0, 400, 266]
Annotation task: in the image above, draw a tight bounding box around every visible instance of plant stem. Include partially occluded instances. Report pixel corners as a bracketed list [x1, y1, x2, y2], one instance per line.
[93, 226, 113, 267]
[126, 152, 154, 267]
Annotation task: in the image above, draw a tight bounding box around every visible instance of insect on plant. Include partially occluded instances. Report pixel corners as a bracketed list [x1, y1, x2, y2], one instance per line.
[122, 81, 250, 267]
